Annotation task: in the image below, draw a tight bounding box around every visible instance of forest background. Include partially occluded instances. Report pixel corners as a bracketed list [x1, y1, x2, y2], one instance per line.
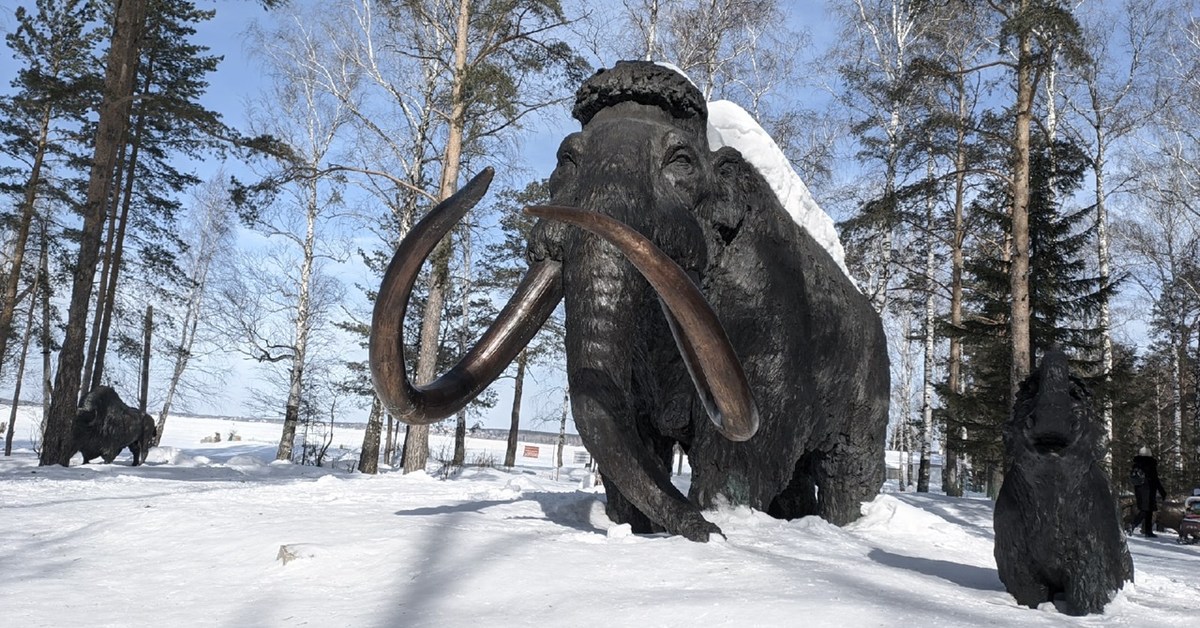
[1, 0, 1198, 495]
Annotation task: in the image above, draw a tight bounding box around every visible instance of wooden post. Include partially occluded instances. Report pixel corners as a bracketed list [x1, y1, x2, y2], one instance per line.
[139, 304, 152, 413]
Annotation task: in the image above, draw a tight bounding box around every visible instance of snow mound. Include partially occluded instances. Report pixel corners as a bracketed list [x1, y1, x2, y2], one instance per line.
[606, 523, 633, 539]
[143, 446, 185, 465]
[468, 477, 529, 502]
[851, 494, 962, 538]
[707, 100, 850, 279]
[225, 454, 267, 468]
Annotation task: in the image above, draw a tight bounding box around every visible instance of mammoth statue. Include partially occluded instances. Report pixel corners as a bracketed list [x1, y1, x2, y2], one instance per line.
[994, 348, 1133, 614]
[370, 61, 889, 541]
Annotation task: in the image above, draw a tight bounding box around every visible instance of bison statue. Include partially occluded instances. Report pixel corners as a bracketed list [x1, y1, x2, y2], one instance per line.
[72, 385, 156, 466]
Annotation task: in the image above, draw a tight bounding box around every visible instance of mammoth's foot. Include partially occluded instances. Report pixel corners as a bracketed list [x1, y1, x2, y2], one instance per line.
[604, 465, 724, 542]
[673, 513, 724, 542]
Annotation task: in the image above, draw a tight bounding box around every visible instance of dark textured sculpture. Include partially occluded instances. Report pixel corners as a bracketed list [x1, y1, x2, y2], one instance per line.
[72, 386, 156, 466]
[370, 61, 889, 541]
[994, 349, 1133, 615]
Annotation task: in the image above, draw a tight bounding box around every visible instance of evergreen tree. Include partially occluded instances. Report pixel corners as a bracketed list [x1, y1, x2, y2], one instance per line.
[0, 0, 102, 383]
[85, 0, 229, 391]
[476, 179, 565, 467]
[948, 132, 1112, 492]
[41, 0, 149, 466]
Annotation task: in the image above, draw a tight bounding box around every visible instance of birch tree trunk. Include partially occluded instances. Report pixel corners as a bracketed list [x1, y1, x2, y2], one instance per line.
[555, 390, 569, 480]
[276, 178, 320, 462]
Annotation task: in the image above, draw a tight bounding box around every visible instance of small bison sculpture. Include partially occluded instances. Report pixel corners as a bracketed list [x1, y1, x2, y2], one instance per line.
[993, 349, 1133, 615]
[72, 386, 156, 466]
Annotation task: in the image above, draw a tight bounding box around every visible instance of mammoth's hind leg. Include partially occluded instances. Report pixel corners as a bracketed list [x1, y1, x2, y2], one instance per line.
[129, 441, 142, 466]
[767, 452, 819, 520]
[815, 431, 885, 526]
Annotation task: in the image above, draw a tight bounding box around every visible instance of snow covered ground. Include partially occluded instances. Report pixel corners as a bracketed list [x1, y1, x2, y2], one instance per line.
[1, 405, 1195, 627]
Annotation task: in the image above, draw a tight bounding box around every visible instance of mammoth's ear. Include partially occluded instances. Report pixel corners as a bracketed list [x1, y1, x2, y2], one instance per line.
[705, 146, 756, 233]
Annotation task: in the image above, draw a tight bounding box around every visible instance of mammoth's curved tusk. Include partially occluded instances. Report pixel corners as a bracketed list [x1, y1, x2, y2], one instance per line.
[370, 168, 564, 425]
[526, 205, 759, 442]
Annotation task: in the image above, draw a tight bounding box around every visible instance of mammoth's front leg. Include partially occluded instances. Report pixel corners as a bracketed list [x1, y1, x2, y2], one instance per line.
[565, 236, 720, 542]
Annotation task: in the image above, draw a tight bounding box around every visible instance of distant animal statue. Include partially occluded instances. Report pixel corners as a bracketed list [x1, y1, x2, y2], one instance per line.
[369, 61, 889, 541]
[72, 386, 156, 466]
[993, 349, 1133, 615]
[200, 432, 222, 444]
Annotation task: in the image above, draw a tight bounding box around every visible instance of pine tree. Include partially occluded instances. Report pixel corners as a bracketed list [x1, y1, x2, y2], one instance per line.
[0, 0, 102, 386]
[84, 0, 228, 392]
[375, 0, 587, 473]
[948, 132, 1111, 491]
[41, 0, 149, 466]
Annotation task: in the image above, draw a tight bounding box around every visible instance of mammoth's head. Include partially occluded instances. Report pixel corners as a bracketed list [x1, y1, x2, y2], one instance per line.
[369, 61, 758, 442]
[532, 62, 715, 272]
[1007, 348, 1102, 461]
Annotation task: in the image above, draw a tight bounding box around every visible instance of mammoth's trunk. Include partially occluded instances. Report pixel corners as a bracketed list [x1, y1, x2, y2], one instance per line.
[527, 205, 758, 441]
[562, 232, 714, 540]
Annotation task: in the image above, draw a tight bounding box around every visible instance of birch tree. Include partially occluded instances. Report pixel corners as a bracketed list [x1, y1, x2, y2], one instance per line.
[151, 173, 236, 446]
[1064, 0, 1177, 456]
[832, 0, 940, 315]
[238, 12, 351, 462]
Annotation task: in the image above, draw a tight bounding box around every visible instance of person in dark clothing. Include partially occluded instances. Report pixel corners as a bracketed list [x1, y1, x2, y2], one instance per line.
[1129, 447, 1168, 537]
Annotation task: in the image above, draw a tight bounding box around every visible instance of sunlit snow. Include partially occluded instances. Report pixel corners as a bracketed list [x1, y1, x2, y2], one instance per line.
[1, 406, 1194, 626]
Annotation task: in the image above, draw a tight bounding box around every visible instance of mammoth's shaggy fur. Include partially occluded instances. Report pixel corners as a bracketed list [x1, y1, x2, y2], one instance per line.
[993, 349, 1133, 615]
[538, 62, 889, 537]
[72, 386, 156, 466]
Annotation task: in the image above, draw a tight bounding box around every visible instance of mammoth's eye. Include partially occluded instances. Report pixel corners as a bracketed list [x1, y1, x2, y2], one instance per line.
[557, 149, 576, 168]
[664, 145, 697, 177]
